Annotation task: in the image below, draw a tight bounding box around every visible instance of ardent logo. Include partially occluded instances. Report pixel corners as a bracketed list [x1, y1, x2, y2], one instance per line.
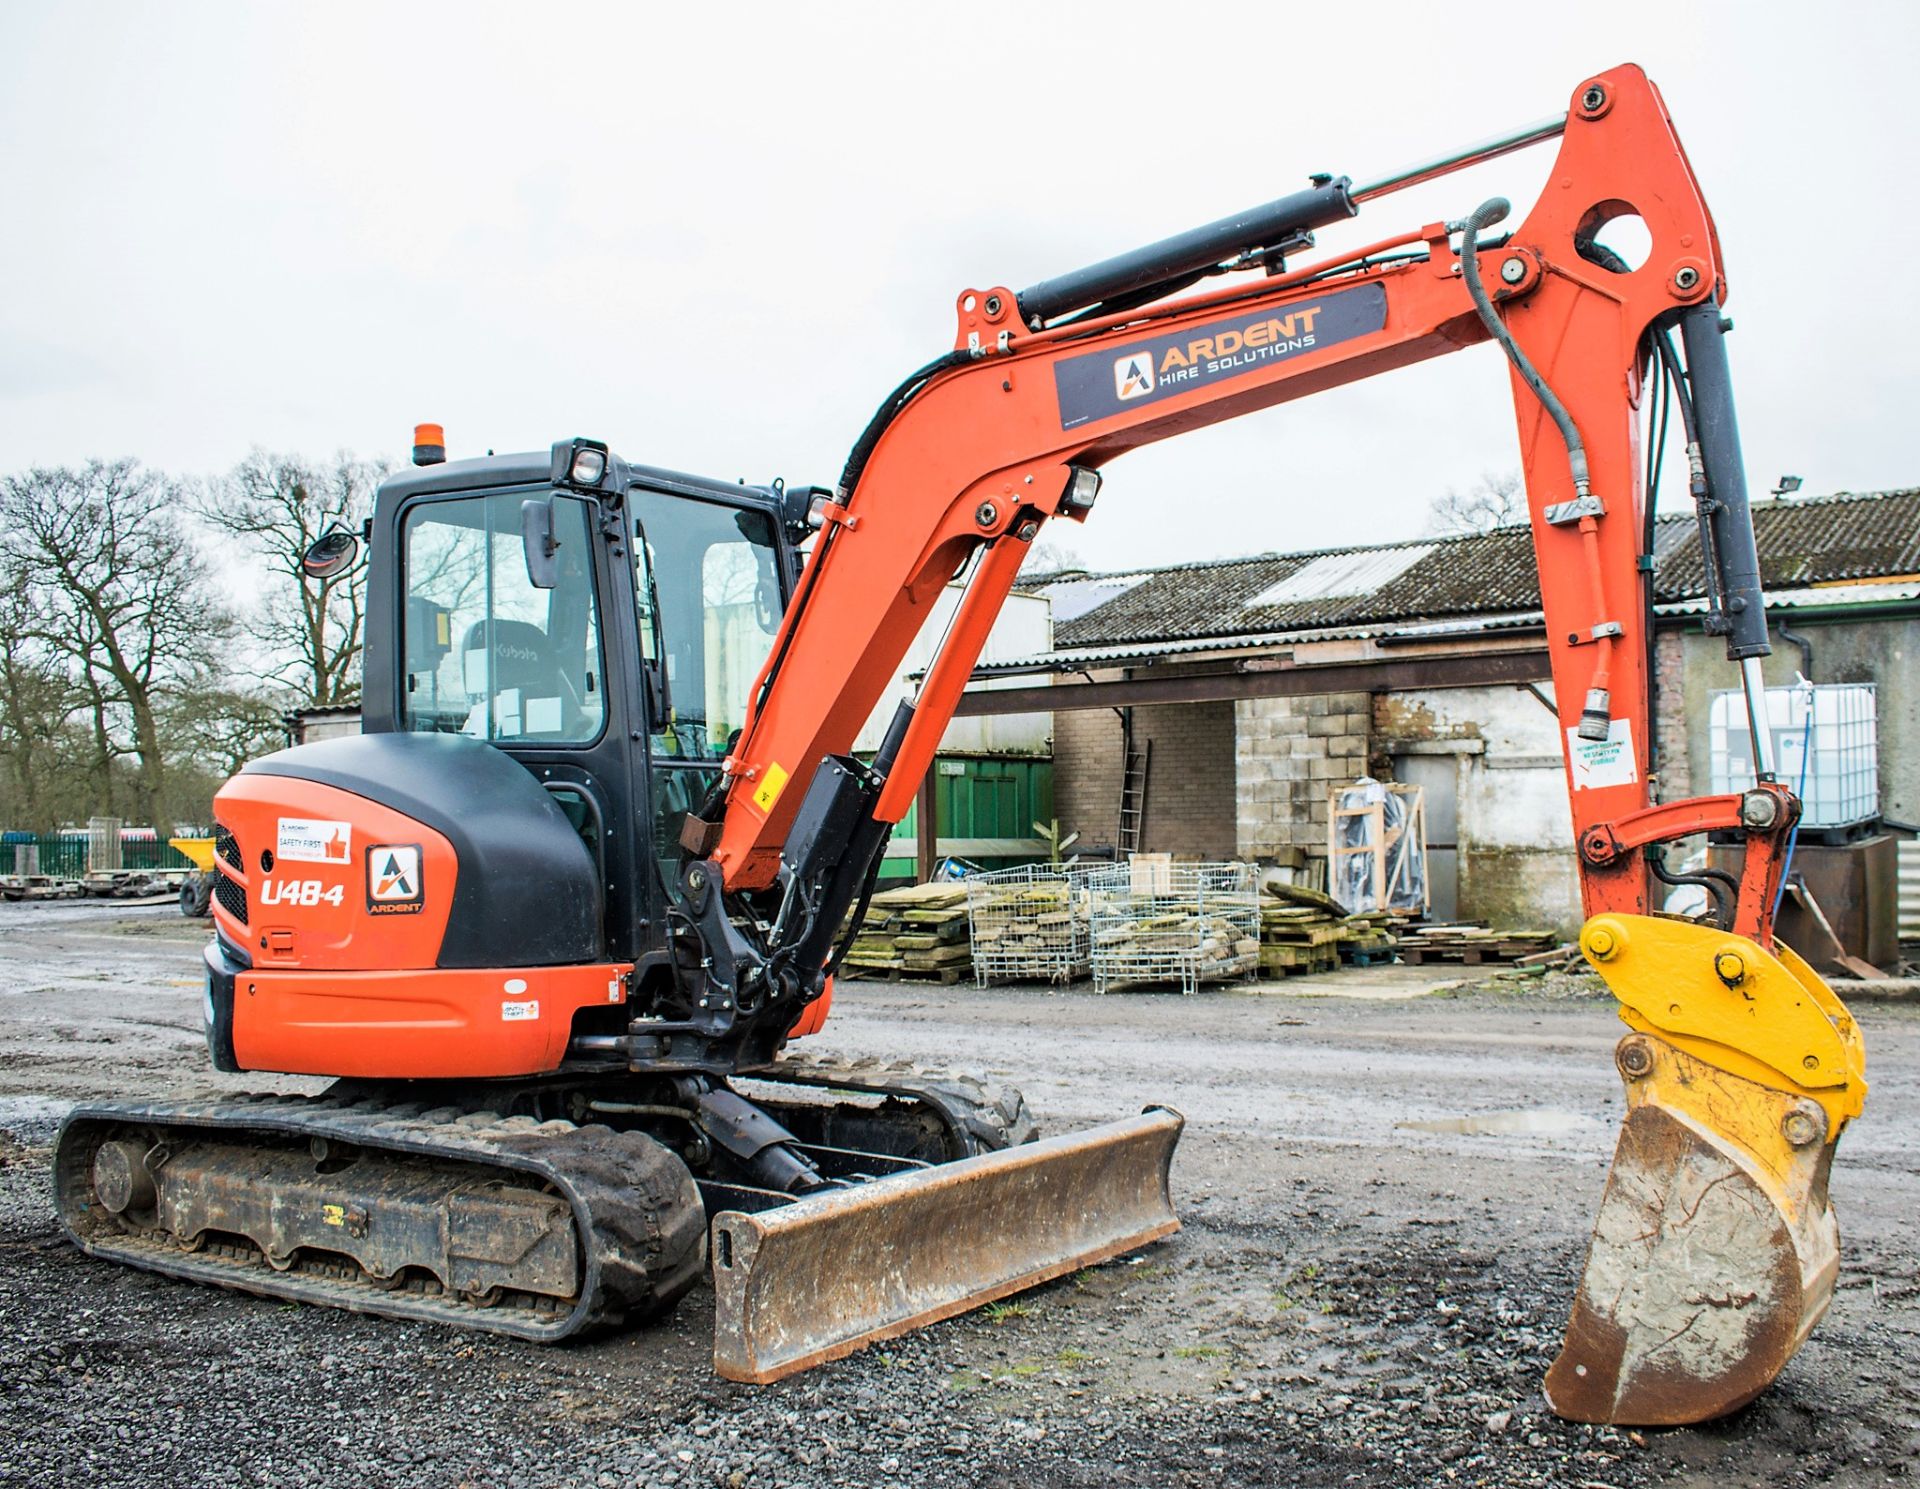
[1155, 304, 1322, 374]
[366, 843, 425, 915]
[1113, 352, 1155, 401]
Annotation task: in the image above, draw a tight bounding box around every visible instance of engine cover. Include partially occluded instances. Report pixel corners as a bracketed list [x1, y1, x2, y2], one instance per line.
[215, 732, 602, 972]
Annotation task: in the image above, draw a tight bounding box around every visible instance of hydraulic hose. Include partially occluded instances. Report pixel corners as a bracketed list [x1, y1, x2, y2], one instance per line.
[1458, 199, 1591, 499]
[1459, 198, 1613, 742]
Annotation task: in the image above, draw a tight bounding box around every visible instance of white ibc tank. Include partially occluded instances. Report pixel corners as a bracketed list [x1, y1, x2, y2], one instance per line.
[1709, 682, 1878, 829]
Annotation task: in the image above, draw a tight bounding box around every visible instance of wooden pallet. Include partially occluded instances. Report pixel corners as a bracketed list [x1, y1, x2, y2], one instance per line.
[839, 964, 969, 986]
[1396, 923, 1560, 966]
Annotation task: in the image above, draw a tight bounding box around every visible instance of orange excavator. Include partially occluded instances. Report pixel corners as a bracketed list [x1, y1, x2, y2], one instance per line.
[55, 63, 1864, 1424]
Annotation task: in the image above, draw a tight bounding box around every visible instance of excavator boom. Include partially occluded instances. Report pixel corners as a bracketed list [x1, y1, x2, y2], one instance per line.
[682, 63, 1865, 1420]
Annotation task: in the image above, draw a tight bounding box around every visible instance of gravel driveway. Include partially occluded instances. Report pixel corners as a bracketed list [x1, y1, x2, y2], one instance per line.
[1, 901, 1913, 1488]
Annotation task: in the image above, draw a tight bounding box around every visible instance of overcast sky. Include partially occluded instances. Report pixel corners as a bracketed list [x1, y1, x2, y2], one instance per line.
[3, 2, 1914, 572]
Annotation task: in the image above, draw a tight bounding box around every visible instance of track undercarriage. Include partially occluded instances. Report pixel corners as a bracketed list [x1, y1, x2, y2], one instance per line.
[54, 1061, 1182, 1376]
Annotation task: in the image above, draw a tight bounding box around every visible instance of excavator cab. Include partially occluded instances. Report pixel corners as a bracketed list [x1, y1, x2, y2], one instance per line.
[358, 440, 808, 978]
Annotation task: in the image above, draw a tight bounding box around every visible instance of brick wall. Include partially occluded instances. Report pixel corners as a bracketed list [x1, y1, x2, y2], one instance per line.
[1653, 628, 1690, 801]
[1235, 691, 1370, 869]
[1050, 697, 1237, 859]
[1052, 705, 1123, 853]
[1136, 701, 1236, 859]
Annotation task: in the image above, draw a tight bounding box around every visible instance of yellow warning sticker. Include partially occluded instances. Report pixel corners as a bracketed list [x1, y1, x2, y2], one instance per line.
[321, 1203, 346, 1228]
[751, 762, 791, 814]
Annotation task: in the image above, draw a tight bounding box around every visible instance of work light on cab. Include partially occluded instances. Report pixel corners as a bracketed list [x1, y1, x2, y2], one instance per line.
[552, 436, 610, 488]
[411, 422, 446, 466]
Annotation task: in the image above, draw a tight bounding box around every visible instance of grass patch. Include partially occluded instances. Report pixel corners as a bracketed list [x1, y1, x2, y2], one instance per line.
[1172, 1344, 1226, 1360]
[984, 1301, 1032, 1324]
[1274, 1262, 1329, 1314]
[1057, 1347, 1094, 1365]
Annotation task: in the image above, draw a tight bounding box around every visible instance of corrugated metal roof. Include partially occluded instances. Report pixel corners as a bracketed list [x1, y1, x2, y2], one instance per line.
[1037, 573, 1152, 624]
[1032, 488, 1920, 653]
[1247, 544, 1436, 607]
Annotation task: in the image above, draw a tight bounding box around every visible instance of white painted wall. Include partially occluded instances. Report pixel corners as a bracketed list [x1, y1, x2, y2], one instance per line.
[1386, 686, 1573, 851]
[853, 585, 1053, 755]
[1382, 684, 1581, 932]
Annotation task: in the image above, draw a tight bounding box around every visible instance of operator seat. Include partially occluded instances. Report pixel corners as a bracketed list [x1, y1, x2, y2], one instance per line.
[460, 618, 574, 737]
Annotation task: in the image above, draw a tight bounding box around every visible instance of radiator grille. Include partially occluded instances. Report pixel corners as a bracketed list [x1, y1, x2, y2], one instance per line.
[214, 825, 242, 871]
[213, 869, 248, 926]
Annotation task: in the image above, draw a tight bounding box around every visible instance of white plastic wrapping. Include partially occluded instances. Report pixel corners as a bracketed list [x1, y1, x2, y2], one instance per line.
[1329, 777, 1428, 915]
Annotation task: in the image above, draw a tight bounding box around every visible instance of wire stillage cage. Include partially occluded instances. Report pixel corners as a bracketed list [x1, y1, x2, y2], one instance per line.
[966, 864, 1093, 986]
[1087, 859, 1260, 995]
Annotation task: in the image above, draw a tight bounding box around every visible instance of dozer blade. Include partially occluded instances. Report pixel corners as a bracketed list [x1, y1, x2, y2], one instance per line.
[711, 1106, 1182, 1383]
[1546, 916, 1867, 1425]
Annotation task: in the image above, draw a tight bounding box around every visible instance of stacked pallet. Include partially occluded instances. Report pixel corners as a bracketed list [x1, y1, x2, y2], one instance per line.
[1396, 923, 1560, 966]
[842, 882, 974, 983]
[1257, 890, 1402, 977]
[1258, 904, 1344, 976]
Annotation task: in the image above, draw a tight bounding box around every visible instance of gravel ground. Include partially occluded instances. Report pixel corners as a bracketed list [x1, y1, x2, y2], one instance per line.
[0, 901, 1915, 1488]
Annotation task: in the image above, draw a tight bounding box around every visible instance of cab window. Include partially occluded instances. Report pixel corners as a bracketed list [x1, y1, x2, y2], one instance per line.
[400, 490, 607, 744]
[631, 495, 783, 762]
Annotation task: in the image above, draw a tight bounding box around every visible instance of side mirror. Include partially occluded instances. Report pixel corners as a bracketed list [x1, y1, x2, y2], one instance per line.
[301, 528, 360, 580]
[521, 497, 560, 590]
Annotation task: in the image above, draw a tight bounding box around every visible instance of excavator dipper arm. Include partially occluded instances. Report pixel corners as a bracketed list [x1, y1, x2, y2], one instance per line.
[688, 63, 1864, 1419]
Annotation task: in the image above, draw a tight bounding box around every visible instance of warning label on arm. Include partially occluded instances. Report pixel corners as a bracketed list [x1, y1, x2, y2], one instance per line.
[1566, 719, 1639, 790]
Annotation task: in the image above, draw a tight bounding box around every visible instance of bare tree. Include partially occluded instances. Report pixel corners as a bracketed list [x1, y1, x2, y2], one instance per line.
[0, 562, 84, 831]
[197, 451, 383, 708]
[170, 679, 287, 781]
[1428, 469, 1527, 536]
[1020, 537, 1086, 577]
[0, 460, 233, 828]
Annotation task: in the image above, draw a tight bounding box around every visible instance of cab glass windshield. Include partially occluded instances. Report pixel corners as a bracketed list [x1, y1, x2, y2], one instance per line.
[400, 489, 607, 744]
[631, 493, 783, 761]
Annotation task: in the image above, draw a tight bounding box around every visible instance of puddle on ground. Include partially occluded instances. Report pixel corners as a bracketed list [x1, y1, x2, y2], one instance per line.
[1396, 1108, 1603, 1136]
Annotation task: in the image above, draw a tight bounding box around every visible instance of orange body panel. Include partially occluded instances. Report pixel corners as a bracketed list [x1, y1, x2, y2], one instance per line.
[231, 962, 632, 1079]
[213, 769, 639, 1077]
[213, 773, 458, 972]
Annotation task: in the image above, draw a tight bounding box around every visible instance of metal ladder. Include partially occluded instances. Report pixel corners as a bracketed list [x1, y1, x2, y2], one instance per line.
[1118, 740, 1150, 855]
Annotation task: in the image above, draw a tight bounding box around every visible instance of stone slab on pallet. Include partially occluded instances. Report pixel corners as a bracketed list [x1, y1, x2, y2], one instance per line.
[844, 881, 974, 982]
[1396, 923, 1559, 966]
[1256, 894, 1403, 978]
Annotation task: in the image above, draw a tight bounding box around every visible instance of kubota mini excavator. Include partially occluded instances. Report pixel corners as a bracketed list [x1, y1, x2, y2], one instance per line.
[56, 63, 1865, 1423]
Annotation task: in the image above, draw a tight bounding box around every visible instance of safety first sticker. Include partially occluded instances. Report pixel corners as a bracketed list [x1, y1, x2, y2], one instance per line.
[277, 818, 351, 864]
[1567, 719, 1639, 790]
[751, 761, 791, 814]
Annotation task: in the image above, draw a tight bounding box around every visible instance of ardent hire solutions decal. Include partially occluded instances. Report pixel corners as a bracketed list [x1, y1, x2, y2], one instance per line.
[1052, 280, 1388, 430]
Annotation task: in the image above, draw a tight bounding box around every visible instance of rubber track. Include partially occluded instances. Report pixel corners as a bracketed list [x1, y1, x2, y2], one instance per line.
[752, 1056, 1040, 1154]
[53, 1090, 707, 1341]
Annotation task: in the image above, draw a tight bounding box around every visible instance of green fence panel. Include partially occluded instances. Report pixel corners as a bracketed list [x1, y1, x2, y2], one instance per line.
[5, 835, 194, 879]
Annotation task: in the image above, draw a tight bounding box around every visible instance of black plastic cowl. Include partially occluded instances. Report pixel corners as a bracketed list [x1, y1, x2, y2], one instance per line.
[244, 732, 602, 969]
